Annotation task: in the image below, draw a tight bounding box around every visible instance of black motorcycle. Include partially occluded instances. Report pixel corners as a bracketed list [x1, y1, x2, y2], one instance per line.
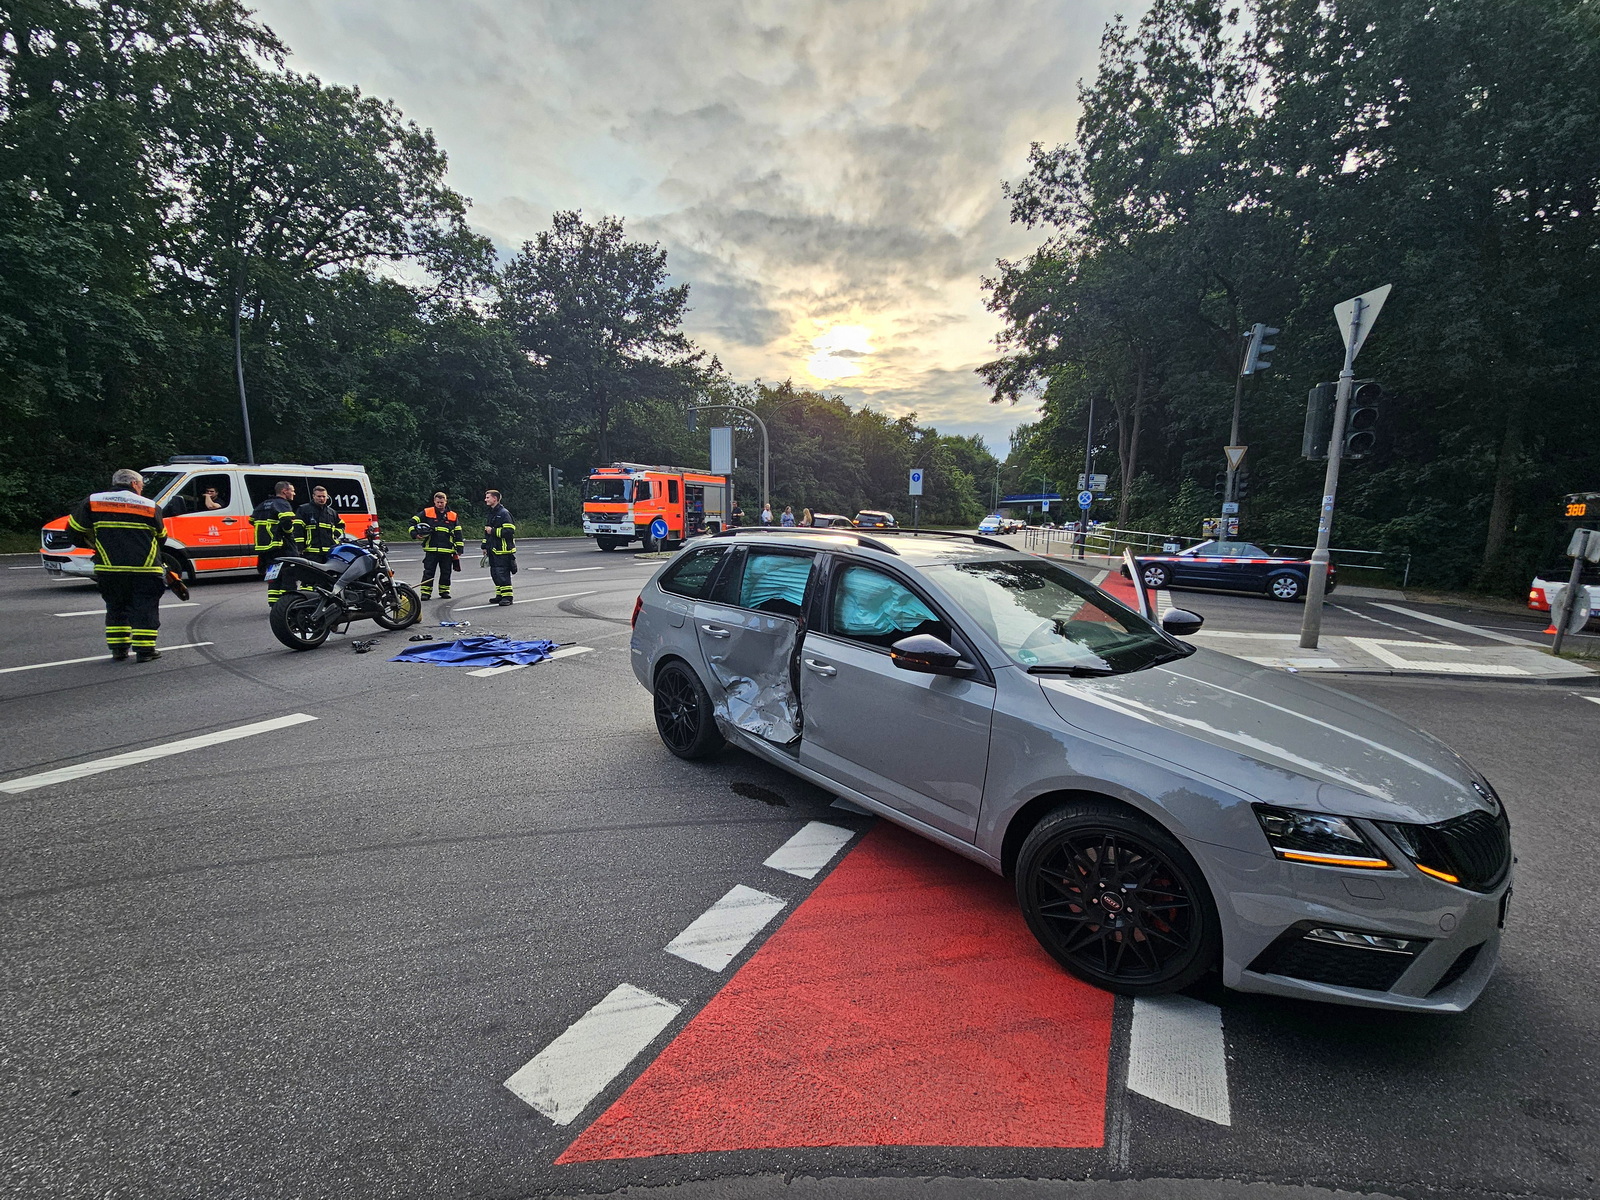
[267, 525, 421, 650]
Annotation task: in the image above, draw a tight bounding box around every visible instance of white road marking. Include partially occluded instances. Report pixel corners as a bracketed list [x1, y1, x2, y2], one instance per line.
[1347, 637, 1528, 676]
[1584, 696, 1600, 708]
[1090, 570, 1110, 586]
[0, 641, 214, 675]
[466, 646, 594, 677]
[763, 820, 854, 879]
[455, 589, 597, 612]
[1331, 603, 1448, 643]
[1156, 589, 1175, 613]
[0, 712, 317, 795]
[664, 884, 786, 971]
[55, 602, 198, 617]
[830, 796, 872, 815]
[1127, 994, 1232, 1126]
[503, 983, 681, 1126]
[555, 567, 604, 573]
[1239, 655, 1340, 670]
[1192, 630, 1302, 640]
[1371, 603, 1540, 646]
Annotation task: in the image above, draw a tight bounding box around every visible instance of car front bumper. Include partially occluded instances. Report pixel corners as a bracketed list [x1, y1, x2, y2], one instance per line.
[41, 551, 96, 578]
[1204, 843, 1509, 1012]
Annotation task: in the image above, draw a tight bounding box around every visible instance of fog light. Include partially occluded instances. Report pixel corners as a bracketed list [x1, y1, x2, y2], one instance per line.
[1304, 927, 1427, 956]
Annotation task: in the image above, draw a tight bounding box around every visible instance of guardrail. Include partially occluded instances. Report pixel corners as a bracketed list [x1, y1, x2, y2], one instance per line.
[1019, 525, 1412, 587]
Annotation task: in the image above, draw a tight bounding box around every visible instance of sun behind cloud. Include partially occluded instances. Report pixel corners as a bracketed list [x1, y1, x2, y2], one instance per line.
[806, 324, 875, 381]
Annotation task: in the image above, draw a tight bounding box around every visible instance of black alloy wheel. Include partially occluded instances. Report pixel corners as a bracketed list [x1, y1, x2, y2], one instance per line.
[1017, 801, 1220, 995]
[653, 661, 725, 760]
[1140, 564, 1170, 589]
[1267, 572, 1304, 602]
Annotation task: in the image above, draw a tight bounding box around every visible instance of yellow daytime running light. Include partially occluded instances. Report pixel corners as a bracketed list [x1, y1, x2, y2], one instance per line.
[1278, 849, 1392, 870]
[1415, 863, 1461, 884]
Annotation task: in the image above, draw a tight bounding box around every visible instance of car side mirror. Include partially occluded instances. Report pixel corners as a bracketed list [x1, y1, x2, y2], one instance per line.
[1161, 609, 1204, 637]
[890, 633, 975, 677]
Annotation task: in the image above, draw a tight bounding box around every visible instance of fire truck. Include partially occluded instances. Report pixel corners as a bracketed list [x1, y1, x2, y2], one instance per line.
[581, 462, 731, 551]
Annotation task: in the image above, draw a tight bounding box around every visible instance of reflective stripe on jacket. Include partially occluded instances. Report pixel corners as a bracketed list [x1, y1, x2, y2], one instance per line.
[297, 501, 343, 555]
[411, 507, 464, 553]
[66, 489, 165, 574]
[483, 504, 517, 555]
[251, 497, 305, 555]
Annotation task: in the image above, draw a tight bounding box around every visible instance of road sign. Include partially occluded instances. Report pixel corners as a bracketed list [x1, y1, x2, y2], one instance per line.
[1222, 502, 1239, 515]
[1076, 474, 1108, 493]
[909, 469, 924, 496]
[1077, 490, 1094, 509]
[709, 427, 733, 476]
[1334, 283, 1391, 358]
[1224, 445, 1247, 471]
[649, 518, 668, 541]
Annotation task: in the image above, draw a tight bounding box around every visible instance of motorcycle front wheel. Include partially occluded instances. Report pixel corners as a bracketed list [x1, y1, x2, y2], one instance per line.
[269, 594, 332, 650]
[372, 583, 422, 630]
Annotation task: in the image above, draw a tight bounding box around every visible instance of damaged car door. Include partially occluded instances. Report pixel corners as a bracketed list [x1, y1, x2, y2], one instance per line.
[692, 547, 816, 746]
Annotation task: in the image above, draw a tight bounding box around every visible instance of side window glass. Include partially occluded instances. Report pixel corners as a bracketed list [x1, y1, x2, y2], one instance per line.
[659, 547, 726, 599]
[634, 481, 652, 502]
[736, 551, 813, 617]
[829, 564, 948, 648]
[318, 477, 369, 513]
[668, 479, 680, 503]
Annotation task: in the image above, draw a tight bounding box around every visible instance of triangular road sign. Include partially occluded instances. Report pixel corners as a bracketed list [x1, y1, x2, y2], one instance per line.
[1224, 445, 1247, 470]
[1334, 283, 1391, 358]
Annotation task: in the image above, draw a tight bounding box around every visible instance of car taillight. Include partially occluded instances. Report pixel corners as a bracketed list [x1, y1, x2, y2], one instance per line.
[1528, 587, 1548, 611]
[631, 594, 643, 628]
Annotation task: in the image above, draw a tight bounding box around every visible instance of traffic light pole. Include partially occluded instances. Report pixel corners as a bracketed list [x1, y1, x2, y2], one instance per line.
[1299, 300, 1364, 649]
[1221, 366, 1246, 536]
[548, 464, 557, 529]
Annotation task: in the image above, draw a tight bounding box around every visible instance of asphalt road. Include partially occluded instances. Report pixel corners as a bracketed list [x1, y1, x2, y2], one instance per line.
[2, 536, 1596, 1200]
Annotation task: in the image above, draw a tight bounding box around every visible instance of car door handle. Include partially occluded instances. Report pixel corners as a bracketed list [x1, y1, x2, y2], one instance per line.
[222, 518, 237, 525]
[700, 624, 731, 638]
[803, 657, 836, 677]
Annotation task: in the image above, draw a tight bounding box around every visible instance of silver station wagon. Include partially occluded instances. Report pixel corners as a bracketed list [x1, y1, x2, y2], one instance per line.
[628, 528, 1512, 1012]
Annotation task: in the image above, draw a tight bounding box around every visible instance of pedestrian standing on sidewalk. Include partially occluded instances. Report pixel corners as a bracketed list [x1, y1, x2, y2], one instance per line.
[65, 468, 167, 662]
[760, 502, 773, 525]
[781, 505, 796, 526]
[482, 489, 517, 606]
[410, 491, 464, 600]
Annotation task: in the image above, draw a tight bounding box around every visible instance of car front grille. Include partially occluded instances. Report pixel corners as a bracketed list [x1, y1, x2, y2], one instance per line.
[1417, 810, 1511, 893]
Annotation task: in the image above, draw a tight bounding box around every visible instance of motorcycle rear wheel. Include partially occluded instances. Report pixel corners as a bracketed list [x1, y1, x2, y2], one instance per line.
[269, 594, 331, 650]
[373, 583, 422, 630]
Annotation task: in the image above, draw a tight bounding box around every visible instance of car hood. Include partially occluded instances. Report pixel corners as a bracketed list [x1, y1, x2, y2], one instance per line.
[1037, 647, 1491, 825]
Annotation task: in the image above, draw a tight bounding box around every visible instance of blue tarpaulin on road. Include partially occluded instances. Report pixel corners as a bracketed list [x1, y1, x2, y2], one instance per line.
[389, 636, 560, 668]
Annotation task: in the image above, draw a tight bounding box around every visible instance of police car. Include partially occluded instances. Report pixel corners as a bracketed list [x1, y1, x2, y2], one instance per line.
[1125, 540, 1336, 602]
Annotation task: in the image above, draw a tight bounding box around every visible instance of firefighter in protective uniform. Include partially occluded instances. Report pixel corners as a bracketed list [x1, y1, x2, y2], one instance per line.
[410, 491, 464, 599]
[296, 484, 343, 562]
[66, 468, 168, 661]
[482, 489, 517, 605]
[252, 480, 306, 606]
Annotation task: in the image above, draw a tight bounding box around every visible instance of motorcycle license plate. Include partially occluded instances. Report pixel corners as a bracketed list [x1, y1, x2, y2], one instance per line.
[265, 563, 282, 580]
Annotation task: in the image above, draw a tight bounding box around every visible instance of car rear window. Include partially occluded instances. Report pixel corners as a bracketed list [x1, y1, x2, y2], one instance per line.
[709, 549, 814, 616]
[659, 546, 726, 599]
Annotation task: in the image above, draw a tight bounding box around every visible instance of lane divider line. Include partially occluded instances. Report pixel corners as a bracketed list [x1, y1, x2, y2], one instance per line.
[455, 589, 597, 613]
[466, 646, 594, 677]
[503, 983, 682, 1126]
[1371, 602, 1541, 647]
[0, 712, 317, 795]
[56, 602, 198, 617]
[763, 820, 854, 879]
[1584, 696, 1600, 708]
[556, 567, 604, 574]
[664, 884, 786, 971]
[0, 642, 215, 675]
[1127, 994, 1231, 1126]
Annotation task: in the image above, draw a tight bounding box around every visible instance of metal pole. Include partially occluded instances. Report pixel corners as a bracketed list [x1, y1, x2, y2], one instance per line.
[1076, 394, 1094, 559]
[548, 464, 556, 529]
[1299, 299, 1364, 649]
[697, 403, 769, 511]
[1551, 555, 1586, 656]
[233, 280, 255, 464]
[1221, 340, 1247, 538]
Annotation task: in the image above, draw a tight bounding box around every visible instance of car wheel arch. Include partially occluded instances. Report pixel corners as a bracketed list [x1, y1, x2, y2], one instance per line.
[650, 652, 700, 695]
[1000, 788, 1176, 878]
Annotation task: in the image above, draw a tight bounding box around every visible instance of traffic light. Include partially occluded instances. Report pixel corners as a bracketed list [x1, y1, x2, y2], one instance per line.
[551, 467, 565, 490]
[1344, 380, 1385, 458]
[687, 408, 697, 432]
[1213, 472, 1227, 500]
[1302, 382, 1335, 459]
[1241, 323, 1280, 376]
[1235, 467, 1251, 500]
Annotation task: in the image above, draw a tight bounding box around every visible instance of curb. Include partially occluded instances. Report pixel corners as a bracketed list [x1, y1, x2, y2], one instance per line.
[1287, 666, 1600, 687]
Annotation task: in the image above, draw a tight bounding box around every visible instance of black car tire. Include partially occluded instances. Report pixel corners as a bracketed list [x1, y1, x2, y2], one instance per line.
[268, 594, 331, 650]
[1140, 564, 1170, 589]
[1267, 572, 1304, 602]
[373, 583, 422, 629]
[1016, 799, 1221, 996]
[161, 550, 191, 584]
[596, 537, 619, 551]
[653, 660, 725, 760]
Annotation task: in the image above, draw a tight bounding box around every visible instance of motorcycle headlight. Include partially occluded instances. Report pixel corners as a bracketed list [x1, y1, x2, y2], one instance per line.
[1253, 804, 1392, 869]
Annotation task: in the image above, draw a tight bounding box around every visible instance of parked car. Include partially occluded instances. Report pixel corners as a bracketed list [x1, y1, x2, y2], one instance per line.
[1125, 540, 1335, 602]
[853, 510, 898, 529]
[630, 528, 1509, 1011]
[810, 513, 857, 529]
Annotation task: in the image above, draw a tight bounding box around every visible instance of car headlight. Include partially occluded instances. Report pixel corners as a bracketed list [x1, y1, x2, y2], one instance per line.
[1372, 821, 1463, 884]
[1253, 804, 1392, 869]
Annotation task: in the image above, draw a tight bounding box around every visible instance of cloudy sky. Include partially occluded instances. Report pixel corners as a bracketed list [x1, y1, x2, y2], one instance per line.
[251, 0, 1128, 454]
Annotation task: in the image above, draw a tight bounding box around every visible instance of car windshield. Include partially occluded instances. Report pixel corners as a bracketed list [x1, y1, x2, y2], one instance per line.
[925, 558, 1184, 675]
[587, 479, 628, 503]
[137, 470, 184, 502]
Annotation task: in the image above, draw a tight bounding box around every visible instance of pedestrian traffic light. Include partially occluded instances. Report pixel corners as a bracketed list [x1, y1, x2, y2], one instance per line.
[1302, 382, 1335, 459]
[1344, 380, 1385, 459]
[1241, 323, 1280, 376]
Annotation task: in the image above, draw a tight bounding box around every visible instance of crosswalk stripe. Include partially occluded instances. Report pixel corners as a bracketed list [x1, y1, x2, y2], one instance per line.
[503, 983, 681, 1126]
[763, 820, 854, 879]
[1127, 993, 1231, 1126]
[665, 884, 786, 971]
[0, 712, 317, 795]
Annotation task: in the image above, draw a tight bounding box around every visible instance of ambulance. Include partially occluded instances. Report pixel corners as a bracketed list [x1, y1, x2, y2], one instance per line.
[582, 462, 730, 551]
[41, 456, 379, 580]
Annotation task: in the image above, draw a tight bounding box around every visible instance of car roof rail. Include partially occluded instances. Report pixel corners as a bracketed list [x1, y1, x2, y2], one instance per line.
[854, 528, 1018, 552]
[708, 526, 900, 555]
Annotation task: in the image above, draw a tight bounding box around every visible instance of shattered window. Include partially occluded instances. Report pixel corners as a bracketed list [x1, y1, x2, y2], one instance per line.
[659, 546, 726, 598]
[829, 565, 948, 649]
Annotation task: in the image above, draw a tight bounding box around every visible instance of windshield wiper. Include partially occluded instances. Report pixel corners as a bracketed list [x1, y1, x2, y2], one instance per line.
[1026, 663, 1116, 677]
